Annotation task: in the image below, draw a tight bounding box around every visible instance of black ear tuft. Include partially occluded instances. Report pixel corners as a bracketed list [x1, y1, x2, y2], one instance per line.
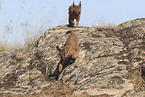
[79, 1, 81, 6]
[73, 1, 75, 7]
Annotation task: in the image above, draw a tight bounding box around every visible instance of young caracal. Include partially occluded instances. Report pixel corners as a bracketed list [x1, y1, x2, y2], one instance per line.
[57, 31, 79, 72]
[68, 1, 81, 27]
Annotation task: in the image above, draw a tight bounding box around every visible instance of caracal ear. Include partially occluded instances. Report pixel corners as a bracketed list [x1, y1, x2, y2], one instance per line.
[79, 1, 81, 7]
[73, 1, 75, 8]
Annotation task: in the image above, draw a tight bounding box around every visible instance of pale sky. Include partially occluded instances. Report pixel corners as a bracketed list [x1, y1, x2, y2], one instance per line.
[0, 0, 145, 46]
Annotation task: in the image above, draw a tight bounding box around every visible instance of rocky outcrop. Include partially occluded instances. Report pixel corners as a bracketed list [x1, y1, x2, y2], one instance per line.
[1, 18, 145, 97]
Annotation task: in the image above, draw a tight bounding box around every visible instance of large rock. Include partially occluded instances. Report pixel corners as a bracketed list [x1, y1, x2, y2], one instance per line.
[0, 18, 145, 97]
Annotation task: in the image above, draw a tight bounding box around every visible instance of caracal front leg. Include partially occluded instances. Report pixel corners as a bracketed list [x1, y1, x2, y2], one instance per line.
[59, 59, 64, 72]
[76, 19, 80, 27]
[69, 16, 75, 26]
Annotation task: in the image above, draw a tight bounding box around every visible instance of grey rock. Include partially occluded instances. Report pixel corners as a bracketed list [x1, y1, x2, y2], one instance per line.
[1, 18, 145, 97]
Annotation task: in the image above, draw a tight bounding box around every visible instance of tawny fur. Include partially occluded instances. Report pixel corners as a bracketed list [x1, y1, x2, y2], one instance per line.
[68, 1, 81, 27]
[57, 31, 79, 71]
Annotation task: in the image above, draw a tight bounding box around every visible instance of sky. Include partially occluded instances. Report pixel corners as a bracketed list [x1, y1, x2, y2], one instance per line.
[0, 0, 145, 47]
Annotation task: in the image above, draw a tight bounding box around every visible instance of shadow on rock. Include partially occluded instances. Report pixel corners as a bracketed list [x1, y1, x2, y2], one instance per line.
[49, 55, 75, 80]
[67, 24, 75, 27]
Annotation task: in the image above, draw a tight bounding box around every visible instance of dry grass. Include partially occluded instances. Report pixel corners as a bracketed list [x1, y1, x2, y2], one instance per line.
[0, 41, 8, 52]
[92, 18, 116, 29]
[93, 22, 116, 29]
[0, 19, 44, 52]
[95, 25, 116, 30]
